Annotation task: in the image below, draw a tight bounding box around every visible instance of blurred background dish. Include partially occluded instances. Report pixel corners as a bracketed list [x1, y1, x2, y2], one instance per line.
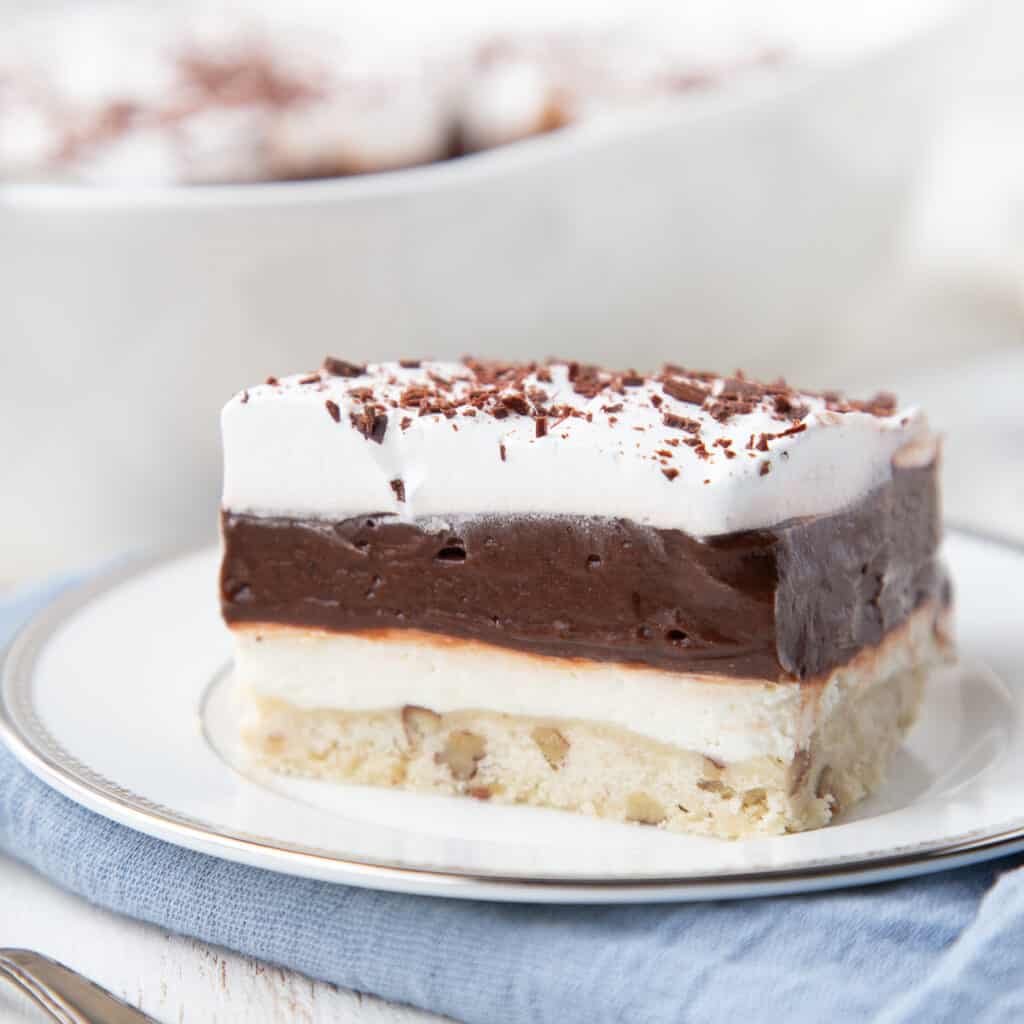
[0, 1, 792, 185]
[1, 0, 1021, 582]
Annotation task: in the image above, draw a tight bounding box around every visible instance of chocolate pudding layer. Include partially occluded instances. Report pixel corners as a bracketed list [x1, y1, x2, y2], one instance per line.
[221, 461, 943, 681]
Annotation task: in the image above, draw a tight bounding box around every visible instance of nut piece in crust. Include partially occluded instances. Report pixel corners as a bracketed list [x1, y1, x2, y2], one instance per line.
[625, 792, 666, 826]
[696, 778, 735, 798]
[262, 732, 286, 755]
[816, 765, 839, 813]
[531, 726, 569, 768]
[789, 749, 812, 795]
[436, 730, 486, 781]
[402, 705, 442, 746]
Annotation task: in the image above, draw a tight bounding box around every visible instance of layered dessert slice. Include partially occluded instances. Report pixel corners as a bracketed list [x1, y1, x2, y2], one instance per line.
[220, 358, 952, 838]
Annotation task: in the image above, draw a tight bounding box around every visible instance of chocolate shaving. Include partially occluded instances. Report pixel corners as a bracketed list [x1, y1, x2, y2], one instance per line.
[389, 478, 406, 503]
[661, 378, 708, 405]
[265, 376, 278, 386]
[778, 423, 808, 439]
[773, 393, 808, 419]
[325, 399, 340, 422]
[399, 359, 421, 368]
[720, 377, 761, 398]
[500, 394, 531, 416]
[567, 362, 606, 398]
[399, 386, 430, 407]
[572, 379, 606, 399]
[706, 397, 757, 423]
[299, 373, 320, 385]
[662, 413, 700, 434]
[852, 391, 898, 416]
[811, 388, 898, 419]
[602, 403, 624, 414]
[535, 417, 548, 439]
[760, 461, 771, 476]
[349, 408, 388, 444]
[499, 443, 507, 462]
[177, 48, 317, 108]
[323, 357, 366, 378]
[756, 422, 808, 450]
[400, 416, 413, 431]
[662, 468, 680, 481]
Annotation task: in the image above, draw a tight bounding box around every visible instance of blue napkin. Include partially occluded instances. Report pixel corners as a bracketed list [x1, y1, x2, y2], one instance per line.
[2, 581, 1024, 1024]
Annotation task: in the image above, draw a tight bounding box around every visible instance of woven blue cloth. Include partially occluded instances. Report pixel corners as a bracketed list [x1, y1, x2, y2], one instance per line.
[2, 581, 1023, 1023]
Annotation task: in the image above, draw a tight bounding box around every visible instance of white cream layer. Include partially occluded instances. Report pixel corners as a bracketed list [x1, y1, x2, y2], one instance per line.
[233, 627, 807, 762]
[231, 605, 945, 763]
[222, 361, 926, 536]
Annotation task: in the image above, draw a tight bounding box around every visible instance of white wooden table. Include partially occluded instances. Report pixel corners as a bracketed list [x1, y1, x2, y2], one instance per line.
[0, 854, 447, 1023]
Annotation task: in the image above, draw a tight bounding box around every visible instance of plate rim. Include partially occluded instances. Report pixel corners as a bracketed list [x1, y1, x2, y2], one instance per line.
[3, 525, 1024, 903]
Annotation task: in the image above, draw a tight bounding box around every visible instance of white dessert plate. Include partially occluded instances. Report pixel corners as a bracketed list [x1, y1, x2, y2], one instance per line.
[2, 528, 1022, 904]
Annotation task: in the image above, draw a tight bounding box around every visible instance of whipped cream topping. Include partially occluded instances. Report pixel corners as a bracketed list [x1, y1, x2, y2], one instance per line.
[268, 81, 453, 178]
[221, 359, 927, 537]
[457, 59, 563, 152]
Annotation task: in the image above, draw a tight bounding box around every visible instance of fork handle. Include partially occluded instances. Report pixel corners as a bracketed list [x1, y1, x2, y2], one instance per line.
[0, 949, 158, 1023]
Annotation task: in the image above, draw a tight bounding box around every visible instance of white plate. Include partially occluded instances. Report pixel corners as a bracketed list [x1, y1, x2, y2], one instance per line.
[2, 529, 1023, 904]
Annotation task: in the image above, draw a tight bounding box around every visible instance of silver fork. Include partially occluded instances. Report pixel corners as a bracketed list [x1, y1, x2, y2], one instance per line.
[0, 949, 158, 1023]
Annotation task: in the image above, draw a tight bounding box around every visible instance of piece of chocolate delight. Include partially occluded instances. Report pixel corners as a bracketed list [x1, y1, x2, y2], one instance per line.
[219, 358, 952, 838]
